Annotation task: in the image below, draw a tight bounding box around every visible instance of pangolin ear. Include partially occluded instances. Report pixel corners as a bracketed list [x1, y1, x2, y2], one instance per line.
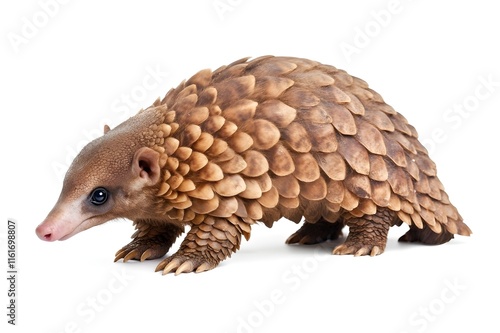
[132, 147, 161, 186]
[103, 124, 111, 134]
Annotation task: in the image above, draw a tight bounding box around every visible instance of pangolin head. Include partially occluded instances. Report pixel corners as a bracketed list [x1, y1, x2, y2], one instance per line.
[36, 107, 165, 241]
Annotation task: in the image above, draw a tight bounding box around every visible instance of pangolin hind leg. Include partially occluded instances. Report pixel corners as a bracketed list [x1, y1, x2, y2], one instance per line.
[114, 221, 184, 262]
[286, 218, 345, 245]
[155, 216, 245, 275]
[398, 224, 454, 245]
[333, 208, 397, 256]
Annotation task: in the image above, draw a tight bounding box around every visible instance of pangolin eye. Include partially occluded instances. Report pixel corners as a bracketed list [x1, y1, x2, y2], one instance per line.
[90, 187, 109, 205]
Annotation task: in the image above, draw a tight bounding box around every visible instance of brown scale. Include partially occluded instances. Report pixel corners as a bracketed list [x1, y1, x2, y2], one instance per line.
[113, 56, 471, 274]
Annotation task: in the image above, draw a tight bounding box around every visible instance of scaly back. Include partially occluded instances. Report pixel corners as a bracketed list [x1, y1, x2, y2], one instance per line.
[147, 55, 471, 239]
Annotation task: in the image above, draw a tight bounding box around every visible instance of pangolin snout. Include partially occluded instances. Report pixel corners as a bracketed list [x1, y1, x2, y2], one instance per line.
[36, 222, 55, 241]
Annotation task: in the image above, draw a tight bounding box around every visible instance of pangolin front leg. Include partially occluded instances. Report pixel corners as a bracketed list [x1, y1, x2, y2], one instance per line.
[155, 216, 245, 275]
[333, 208, 396, 256]
[114, 221, 184, 262]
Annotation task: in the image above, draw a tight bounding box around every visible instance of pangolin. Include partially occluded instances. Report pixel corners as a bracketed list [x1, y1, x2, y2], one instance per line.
[36, 56, 472, 275]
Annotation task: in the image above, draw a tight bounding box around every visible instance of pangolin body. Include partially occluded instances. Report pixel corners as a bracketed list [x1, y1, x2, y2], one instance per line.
[36, 56, 471, 274]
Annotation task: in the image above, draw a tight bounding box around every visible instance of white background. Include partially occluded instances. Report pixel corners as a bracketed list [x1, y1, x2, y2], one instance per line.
[1, 1, 499, 332]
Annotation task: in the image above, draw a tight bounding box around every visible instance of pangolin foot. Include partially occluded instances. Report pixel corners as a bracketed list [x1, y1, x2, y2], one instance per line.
[114, 238, 170, 263]
[286, 219, 344, 245]
[155, 252, 217, 275]
[332, 242, 384, 257]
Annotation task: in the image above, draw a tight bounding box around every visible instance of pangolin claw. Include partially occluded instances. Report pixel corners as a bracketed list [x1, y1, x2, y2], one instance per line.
[156, 253, 217, 275]
[175, 261, 194, 275]
[354, 247, 369, 257]
[332, 244, 354, 255]
[333, 243, 384, 256]
[140, 249, 153, 262]
[285, 233, 310, 245]
[155, 260, 168, 272]
[114, 249, 128, 262]
[195, 262, 214, 273]
[161, 259, 181, 275]
[369, 246, 382, 256]
[115, 237, 171, 263]
[123, 249, 140, 262]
